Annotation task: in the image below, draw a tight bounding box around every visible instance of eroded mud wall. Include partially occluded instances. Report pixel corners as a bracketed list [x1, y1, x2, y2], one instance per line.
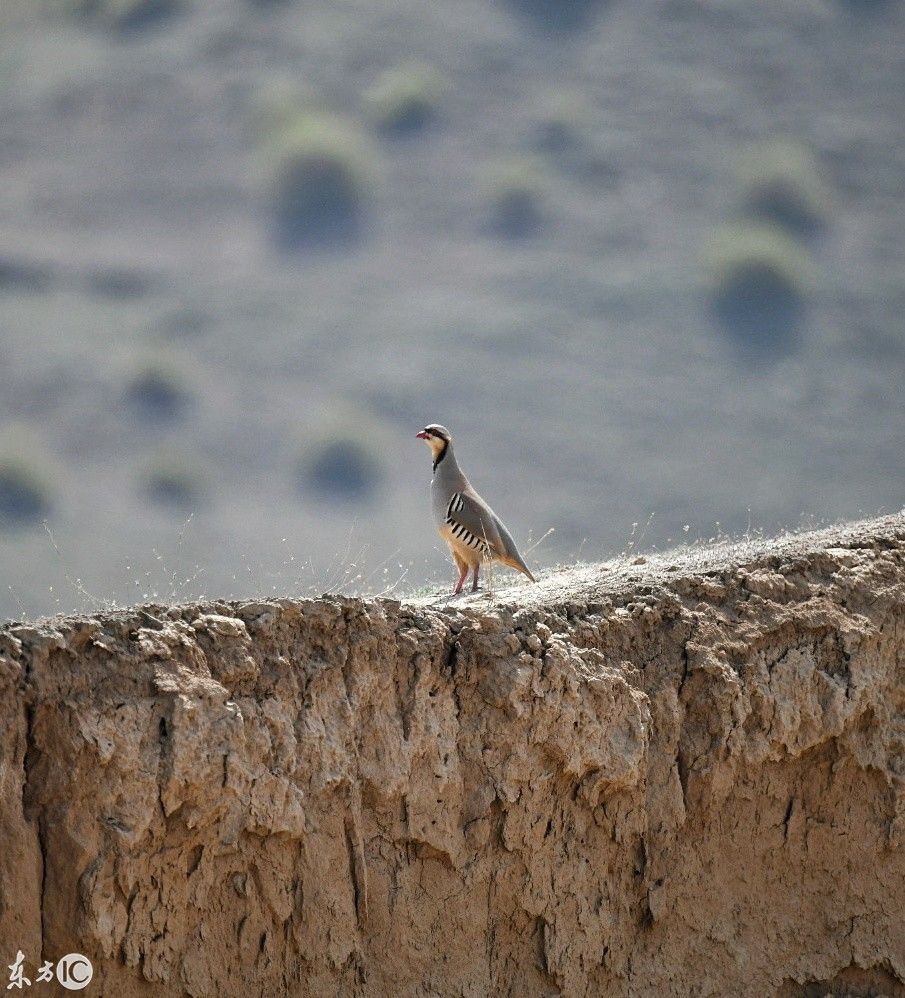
[1, 516, 904, 996]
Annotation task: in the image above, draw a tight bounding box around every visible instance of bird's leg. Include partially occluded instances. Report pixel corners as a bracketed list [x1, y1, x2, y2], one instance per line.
[471, 563, 480, 592]
[453, 562, 468, 595]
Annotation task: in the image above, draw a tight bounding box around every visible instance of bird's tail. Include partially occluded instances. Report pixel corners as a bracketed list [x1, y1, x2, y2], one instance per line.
[493, 520, 537, 583]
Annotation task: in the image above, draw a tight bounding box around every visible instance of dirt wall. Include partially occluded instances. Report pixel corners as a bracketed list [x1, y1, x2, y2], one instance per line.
[2, 515, 905, 996]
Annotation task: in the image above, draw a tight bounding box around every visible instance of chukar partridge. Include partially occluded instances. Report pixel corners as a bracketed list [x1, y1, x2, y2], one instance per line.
[416, 423, 536, 594]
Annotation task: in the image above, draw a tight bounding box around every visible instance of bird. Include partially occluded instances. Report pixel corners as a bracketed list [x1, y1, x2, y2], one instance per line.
[416, 423, 536, 595]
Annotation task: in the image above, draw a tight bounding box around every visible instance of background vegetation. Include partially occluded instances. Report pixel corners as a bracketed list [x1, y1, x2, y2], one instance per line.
[0, 0, 903, 617]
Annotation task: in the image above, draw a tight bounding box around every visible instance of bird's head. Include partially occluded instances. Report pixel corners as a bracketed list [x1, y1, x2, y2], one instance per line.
[416, 423, 451, 463]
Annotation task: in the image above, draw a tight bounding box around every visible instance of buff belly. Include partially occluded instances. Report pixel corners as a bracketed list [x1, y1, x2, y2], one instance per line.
[438, 524, 489, 568]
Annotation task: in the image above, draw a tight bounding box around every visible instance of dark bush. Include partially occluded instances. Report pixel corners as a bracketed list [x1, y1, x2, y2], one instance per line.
[266, 115, 372, 249]
[485, 160, 545, 238]
[155, 308, 212, 340]
[0, 257, 54, 293]
[64, 0, 182, 32]
[0, 438, 54, 527]
[706, 224, 815, 358]
[299, 434, 382, 501]
[142, 450, 205, 508]
[503, 0, 611, 32]
[533, 93, 587, 154]
[367, 64, 442, 136]
[125, 358, 192, 421]
[737, 139, 831, 240]
[837, 0, 894, 16]
[88, 268, 152, 299]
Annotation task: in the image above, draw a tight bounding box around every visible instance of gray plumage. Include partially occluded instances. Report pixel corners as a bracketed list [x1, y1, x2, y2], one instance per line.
[418, 423, 536, 594]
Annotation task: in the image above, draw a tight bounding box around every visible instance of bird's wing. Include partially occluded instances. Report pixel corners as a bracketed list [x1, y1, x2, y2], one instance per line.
[443, 490, 505, 556]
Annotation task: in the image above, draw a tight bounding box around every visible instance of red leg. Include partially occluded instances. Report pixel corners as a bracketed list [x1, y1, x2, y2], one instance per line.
[453, 563, 468, 595]
[471, 564, 480, 592]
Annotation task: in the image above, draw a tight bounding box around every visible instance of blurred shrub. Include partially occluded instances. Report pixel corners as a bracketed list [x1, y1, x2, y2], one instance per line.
[264, 113, 373, 248]
[837, 0, 894, 16]
[250, 80, 316, 141]
[366, 63, 442, 136]
[0, 429, 55, 528]
[0, 257, 54, 293]
[705, 224, 815, 357]
[141, 448, 205, 509]
[298, 425, 383, 502]
[503, 0, 610, 32]
[155, 307, 212, 340]
[533, 92, 588, 153]
[737, 139, 832, 239]
[88, 267, 152, 299]
[61, 0, 182, 31]
[124, 356, 193, 421]
[484, 159, 545, 238]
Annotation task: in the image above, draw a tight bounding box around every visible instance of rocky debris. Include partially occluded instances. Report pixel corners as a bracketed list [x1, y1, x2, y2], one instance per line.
[1, 514, 905, 996]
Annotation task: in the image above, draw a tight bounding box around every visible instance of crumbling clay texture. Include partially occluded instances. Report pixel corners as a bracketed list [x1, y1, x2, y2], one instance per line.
[2, 515, 905, 996]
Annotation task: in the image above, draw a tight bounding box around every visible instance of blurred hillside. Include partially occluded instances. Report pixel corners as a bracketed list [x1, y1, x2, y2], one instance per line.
[0, 0, 903, 619]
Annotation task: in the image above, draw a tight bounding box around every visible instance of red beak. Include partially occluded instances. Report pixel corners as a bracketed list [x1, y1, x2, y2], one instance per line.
[416, 430, 429, 439]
